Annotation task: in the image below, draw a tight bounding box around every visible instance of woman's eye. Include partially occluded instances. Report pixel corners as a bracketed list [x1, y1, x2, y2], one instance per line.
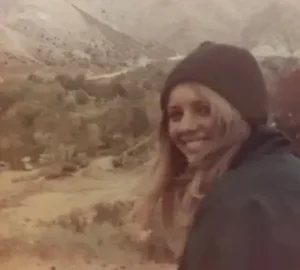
[195, 104, 210, 116]
[168, 110, 182, 121]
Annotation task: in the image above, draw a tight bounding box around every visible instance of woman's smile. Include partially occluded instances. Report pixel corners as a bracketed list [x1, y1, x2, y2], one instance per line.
[167, 83, 213, 162]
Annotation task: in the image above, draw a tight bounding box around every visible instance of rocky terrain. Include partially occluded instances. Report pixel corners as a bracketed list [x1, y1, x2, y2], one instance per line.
[2, 0, 300, 76]
[0, 0, 175, 77]
[0, 164, 177, 270]
[71, 0, 268, 52]
[241, 1, 300, 53]
[72, 0, 300, 53]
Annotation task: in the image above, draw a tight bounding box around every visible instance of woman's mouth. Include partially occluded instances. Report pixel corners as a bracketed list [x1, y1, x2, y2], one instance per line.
[180, 135, 209, 144]
[184, 140, 204, 149]
[180, 138, 210, 152]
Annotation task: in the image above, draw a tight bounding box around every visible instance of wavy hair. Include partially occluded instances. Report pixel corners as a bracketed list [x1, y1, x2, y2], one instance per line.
[127, 83, 250, 256]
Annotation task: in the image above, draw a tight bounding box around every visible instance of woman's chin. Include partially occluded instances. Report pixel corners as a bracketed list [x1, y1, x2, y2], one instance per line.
[185, 151, 202, 164]
[181, 141, 211, 164]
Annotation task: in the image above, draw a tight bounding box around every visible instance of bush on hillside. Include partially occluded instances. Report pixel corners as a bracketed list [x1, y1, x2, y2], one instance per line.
[55, 73, 86, 90]
[0, 69, 158, 169]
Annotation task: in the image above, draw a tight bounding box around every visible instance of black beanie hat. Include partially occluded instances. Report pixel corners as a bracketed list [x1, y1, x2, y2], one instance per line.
[160, 42, 269, 126]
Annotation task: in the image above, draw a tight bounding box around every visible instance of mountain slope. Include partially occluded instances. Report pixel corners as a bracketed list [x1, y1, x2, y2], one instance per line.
[0, 0, 175, 73]
[1, 0, 299, 73]
[71, 0, 272, 52]
[242, 1, 300, 51]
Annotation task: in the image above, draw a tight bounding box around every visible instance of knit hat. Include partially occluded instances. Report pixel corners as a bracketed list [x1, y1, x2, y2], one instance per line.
[160, 42, 269, 126]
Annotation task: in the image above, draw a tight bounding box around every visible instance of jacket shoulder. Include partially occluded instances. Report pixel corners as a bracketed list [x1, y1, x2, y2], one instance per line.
[205, 153, 300, 212]
[182, 153, 300, 270]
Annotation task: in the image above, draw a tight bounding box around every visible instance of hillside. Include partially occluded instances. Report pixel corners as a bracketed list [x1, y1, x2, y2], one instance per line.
[71, 0, 273, 53]
[0, 0, 176, 76]
[242, 1, 300, 51]
[1, 0, 298, 75]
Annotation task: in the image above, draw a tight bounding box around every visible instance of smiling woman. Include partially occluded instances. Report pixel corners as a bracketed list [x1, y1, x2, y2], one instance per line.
[129, 41, 300, 270]
[167, 82, 248, 164]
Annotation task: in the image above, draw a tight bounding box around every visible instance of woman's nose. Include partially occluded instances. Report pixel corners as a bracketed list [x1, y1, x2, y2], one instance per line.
[179, 113, 198, 131]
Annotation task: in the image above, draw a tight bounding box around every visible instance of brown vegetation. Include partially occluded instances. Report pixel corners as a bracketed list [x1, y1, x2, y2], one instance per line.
[0, 63, 168, 172]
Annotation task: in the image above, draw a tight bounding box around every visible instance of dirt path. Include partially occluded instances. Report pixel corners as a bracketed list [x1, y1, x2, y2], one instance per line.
[0, 164, 175, 269]
[83, 54, 185, 80]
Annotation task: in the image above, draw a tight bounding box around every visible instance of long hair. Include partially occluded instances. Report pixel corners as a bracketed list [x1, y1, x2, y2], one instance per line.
[126, 83, 250, 254]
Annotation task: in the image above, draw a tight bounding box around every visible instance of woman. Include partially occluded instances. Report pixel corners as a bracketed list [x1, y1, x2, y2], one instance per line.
[128, 42, 300, 269]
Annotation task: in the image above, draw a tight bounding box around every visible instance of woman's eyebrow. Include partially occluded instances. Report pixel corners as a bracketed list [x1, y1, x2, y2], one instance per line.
[167, 104, 179, 110]
[190, 99, 208, 106]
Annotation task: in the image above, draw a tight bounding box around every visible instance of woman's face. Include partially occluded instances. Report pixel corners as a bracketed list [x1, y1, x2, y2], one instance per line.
[167, 83, 214, 163]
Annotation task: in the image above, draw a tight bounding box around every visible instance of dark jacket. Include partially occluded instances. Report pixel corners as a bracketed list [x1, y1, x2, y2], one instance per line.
[178, 127, 300, 270]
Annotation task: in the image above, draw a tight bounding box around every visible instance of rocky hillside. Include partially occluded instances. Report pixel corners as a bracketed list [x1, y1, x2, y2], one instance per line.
[242, 1, 300, 52]
[72, 0, 273, 53]
[0, 0, 277, 70]
[1, 0, 300, 75]
[0, 0, 175, 74]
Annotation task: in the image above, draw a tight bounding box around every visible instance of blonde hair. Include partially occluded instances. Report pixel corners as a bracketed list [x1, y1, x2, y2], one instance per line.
[127, 82, 250, 254]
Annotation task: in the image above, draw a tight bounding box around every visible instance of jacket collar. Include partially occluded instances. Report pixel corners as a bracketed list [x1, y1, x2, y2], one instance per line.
[230, 125, 291, 169]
